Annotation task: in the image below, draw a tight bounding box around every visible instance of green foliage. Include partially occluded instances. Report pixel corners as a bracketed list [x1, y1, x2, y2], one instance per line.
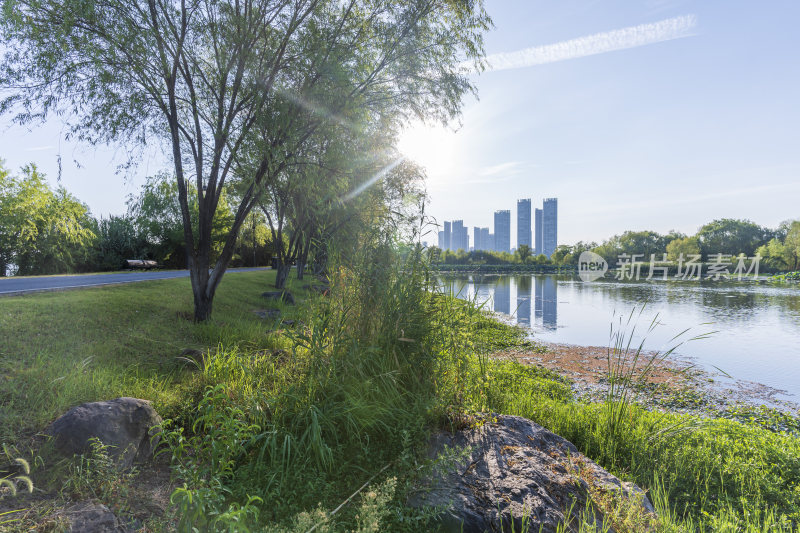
[666, 236, 701, 261]
[89, 215, 151, 271]
[160, 386, 263, 532]
[696, 218, 773, 258]
[126, 172, 235, 269]
[757, 221, 800, 272]
[0, 162, 95, 275]
[60, 437, 137, 510]
[0, 445, 33, 501]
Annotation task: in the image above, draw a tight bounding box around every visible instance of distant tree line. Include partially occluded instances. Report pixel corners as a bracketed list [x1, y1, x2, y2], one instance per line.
[0, 162, 275, 276]
[428, 218, 800, 273]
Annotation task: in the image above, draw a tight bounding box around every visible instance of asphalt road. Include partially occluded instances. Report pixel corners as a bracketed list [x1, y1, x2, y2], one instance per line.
[0, 267, 269, 295]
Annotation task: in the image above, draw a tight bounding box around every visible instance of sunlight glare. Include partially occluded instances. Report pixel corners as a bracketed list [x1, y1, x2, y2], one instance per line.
[397, 121, 458, 181]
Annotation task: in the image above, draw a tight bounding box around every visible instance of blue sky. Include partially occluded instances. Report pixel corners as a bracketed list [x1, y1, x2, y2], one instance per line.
[2, 0, 799, 246]
[406, 0, 800, 246]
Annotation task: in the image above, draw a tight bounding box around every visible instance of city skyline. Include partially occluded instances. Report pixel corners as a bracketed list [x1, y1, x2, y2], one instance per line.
[437, 197, 557, 256]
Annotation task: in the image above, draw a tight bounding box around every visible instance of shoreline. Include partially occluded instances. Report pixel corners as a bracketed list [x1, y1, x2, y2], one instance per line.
[497, 341, 799, 418]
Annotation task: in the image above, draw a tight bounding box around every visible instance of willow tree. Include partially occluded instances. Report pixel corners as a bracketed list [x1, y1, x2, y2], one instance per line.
[1, 0, 490, 320]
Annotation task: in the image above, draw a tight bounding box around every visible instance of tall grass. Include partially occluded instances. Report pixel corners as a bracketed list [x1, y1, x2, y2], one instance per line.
[153, 240, 799, 531]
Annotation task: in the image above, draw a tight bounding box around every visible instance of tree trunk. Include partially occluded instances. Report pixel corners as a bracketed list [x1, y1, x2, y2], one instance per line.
[189, 254, 214, 322]
[296, 261, 305, 280]
[275, 261, 290, 289]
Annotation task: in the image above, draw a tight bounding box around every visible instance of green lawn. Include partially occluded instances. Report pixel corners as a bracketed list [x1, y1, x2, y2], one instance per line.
[0, 269, 297, 444]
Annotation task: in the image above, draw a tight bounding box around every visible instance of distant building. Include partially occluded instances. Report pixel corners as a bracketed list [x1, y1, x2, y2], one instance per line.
[542, 198, 558, 258]
[437, 230, 445, 250]
[494, 210, 511, 253]
[487, 232, 495, 252]
[473, 227, 481, 251]
[480, 227, 490, 251]
[443, 221, 451, 251]
[517, 198, 531, 250]
[534, 208, 543, 256]
[451, 220, 468, 251]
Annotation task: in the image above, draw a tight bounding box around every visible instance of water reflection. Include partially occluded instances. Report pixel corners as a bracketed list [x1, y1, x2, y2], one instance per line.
[494, 277, 511, 315]
[535, 275, 557, 330]
[438, 273, 800, 399]
[517, 275, 531, 326]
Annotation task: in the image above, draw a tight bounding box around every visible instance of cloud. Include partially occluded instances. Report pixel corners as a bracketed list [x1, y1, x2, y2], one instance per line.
[478, 161, 526, 177]
[483, 14, 697, 72]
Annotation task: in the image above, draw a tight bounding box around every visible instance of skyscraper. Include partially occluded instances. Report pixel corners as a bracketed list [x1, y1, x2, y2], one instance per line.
[542, 198, 558, 258]
[534, 208, 543, 255]
[452, 220, 468, 251]
[437, 230, 444, 250]
[473, 226, 481, 251]
[494, 210, 511, 253]
[443, 221, 451, 251]
[480, 228, 490, 251]
[517, 198, 531, 250]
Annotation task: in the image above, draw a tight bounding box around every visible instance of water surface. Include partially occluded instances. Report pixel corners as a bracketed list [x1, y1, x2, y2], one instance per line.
[441, 274, 800, 400]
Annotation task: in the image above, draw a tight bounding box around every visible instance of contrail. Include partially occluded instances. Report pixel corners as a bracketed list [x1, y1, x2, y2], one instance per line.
[483, 14, 697, 72]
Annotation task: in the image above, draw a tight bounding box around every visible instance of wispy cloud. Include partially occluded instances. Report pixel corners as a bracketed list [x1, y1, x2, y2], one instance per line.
[478, 161, 525, 177]
[483, 14, 697, 72]
[25, 145, 55, 152]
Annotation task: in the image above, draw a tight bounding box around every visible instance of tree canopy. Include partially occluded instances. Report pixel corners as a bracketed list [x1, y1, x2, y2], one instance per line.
[1, 0, 491, 319]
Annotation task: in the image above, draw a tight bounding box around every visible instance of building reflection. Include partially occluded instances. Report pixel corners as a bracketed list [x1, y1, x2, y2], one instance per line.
[534, 276, 557, 330]
[494, 277, 510, 315]
[516, 275, 531, 325]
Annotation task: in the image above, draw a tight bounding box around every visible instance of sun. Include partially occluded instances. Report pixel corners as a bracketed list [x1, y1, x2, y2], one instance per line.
[397, 120, 458, 180]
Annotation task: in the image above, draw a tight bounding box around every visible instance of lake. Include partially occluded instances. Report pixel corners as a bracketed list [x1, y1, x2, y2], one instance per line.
[440, 273, 800, 400]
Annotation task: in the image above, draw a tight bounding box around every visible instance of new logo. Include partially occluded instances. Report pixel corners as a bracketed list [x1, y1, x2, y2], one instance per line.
[578, 251, 608, 282]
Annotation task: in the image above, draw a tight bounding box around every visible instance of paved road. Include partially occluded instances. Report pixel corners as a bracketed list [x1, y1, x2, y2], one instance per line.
[0, 267, 269, 295]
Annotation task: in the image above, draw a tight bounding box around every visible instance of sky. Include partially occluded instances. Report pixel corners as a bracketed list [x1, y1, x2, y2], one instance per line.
[1, 0, 799, 247]
[400, 0, 800, 246]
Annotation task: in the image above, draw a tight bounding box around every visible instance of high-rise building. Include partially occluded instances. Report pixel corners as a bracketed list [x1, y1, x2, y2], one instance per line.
[494, 210, 511, 253]
[480, 228, 490, 251]
[534, 208, 543, 256]
[473, 227, 481, 251]
[517, 198, 532, 250]
[451, 220, 469, 251]
[443, 221, 451, 251]
[542, 198, 558, 258]
[437, 231, 444, 250]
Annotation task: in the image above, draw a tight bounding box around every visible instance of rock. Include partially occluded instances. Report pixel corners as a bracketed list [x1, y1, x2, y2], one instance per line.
[47, 398, 162, 470]
[253, 309, 282, 320]
[309, 284, 330, 296]
[179, 348, 202, 358]
[409, 415, 654, 533]
[60, 501, 130, 532]
[262, 291, 295, 305]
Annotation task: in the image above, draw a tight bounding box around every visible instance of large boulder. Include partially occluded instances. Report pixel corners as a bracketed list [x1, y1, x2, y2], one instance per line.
[409, 415, 654, 533]
[47, 398, 162, 469]
[262, 290, 295, 305]
[59, 501, 130, 532]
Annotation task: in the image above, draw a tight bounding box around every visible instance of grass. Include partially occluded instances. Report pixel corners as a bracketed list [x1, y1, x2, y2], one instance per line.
[1, 247, 799, 532]
[0, 269, 299, 444]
